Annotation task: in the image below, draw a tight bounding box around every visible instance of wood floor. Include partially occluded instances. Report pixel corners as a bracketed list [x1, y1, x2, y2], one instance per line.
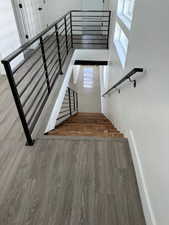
[48, 112, 124, 138]
[0, 78, 146, 225]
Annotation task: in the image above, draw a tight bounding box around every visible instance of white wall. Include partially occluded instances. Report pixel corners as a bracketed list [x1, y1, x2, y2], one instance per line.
[45, 0, 109, 25]
[81, 0, 103, 10]
[45, 0, 81, 25]
[101, 1, 169, 225]
[0, 0, 22, 75]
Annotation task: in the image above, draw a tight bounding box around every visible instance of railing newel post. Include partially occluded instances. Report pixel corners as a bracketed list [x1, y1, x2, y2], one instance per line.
[107, 11, 111, 49]
[55, 24, 63, 74]
[1, 60, 34, 146]
[70, 11, 73, 48]
[40, 37, 51, 93]
[73, 91, 76, 111]
[68, 88, 72, 115]
[64, 16, 69, 54]
[76, 92, 78, 112]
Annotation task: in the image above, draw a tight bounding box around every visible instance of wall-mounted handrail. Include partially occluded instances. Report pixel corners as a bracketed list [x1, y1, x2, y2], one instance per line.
[102, 68, 143, 97]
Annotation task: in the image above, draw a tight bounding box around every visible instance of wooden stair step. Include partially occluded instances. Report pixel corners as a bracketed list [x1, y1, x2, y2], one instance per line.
[48, 112, 124, 138]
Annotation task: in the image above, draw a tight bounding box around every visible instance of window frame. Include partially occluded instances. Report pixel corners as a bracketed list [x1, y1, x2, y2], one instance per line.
[117, 0, 135, 29]
[114, 22, 129, 68]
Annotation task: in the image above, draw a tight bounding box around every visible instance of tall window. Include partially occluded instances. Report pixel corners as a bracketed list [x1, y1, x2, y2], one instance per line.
[114, 23, 128, 67]
[117, 0, 135, 29]
[83, 67, 93, 88]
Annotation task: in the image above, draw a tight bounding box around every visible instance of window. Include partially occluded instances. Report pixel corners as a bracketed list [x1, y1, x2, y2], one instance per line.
[83, 67, 93, 88]
[114, 23, 128, 67]
[117, 0, 135, 29]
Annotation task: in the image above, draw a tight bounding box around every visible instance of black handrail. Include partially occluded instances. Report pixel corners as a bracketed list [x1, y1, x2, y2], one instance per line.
[1, 10, 111, 146]
[102, 68, 143, 97]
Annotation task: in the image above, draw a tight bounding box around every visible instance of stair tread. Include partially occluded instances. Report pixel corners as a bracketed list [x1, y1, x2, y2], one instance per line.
[48, 112, 124, 138]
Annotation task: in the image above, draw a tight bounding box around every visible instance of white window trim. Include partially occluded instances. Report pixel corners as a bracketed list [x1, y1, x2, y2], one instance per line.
[114, 23, 128, 68]
[118, 13, 131, 30]
[117, 0, 135, 30]
[114, 40, 127, 68]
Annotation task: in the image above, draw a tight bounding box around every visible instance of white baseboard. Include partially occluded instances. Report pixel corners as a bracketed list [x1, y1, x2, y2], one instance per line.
[128, 129, 157, 225]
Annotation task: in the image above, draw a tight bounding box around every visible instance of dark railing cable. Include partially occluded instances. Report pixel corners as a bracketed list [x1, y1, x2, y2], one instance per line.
[102, 68, 144, 97]
[68, 88, 72, 115]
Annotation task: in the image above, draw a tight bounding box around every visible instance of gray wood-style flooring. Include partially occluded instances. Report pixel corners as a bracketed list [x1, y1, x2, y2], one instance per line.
[0, 77, 146, 225]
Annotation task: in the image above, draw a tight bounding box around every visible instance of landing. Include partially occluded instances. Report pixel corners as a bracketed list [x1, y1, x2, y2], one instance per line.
[48, 112, 124, 138]
[0, 138, 145, 225]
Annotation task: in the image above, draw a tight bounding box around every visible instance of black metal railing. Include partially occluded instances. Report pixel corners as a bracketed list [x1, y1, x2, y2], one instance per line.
[56, 87, 78, 121]
[102, 68, 144, 97]
[1, 10, 110, 145]
[71, 10, 111, 48]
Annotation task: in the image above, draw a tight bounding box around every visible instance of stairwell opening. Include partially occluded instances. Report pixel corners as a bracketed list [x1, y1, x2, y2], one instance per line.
[47, 63, 124, 138]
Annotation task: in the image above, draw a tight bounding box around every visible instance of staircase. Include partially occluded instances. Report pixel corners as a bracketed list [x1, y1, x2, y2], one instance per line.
[48, 112, 124, 138]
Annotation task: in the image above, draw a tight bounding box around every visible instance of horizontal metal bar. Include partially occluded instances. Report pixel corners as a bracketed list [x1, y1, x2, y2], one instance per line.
[43, 32, 56, 45]
[60, 109, 70, 114]
[16, 55, 42, 87]
[72, 15, 109, 18]
[50, 70, 60, 88]
[49, 64, 60, 83]
[27, 87, 48, 126]
[67, 26, 71, 32]
[46, 45, 57, 61]
[102, 68, 144, 97]
[58, 22, 65, 29]
[73, 42, 107, 45]
[48, 60, 59, 75]
[71, 10, 110, 12]
[47, 51, 59, 67]
[60, 41, 67, 51]
[13, 46, 41, 75]
[19, 63, 44, 97]
[61, 105, 70, 110]
[72, 24, 107, 27]
[73, 37, 107, 41]
[72, 20, 108, 23]
[59, 37, 66, 47]
[73, 29, 108, 32]
[58, 28, 65, 35]
[73, 33, 107, 36]
[57, 113, 70, 120]
[21, 71, 46, 107]
[61, 52, 67, 65]
[24, 80, 48, 116]
[29, 91, 49, 133]
[44, 38, 56, 51]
